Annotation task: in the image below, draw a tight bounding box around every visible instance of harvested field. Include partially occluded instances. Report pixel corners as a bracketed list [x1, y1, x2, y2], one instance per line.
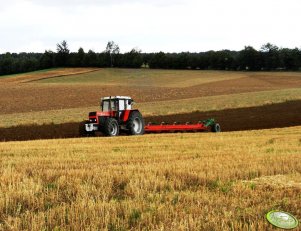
[0, 84, 176, 114]
[1, 100, 300, 141]
[36, 69, 301, 88]
[37, 69, 245, 87]
[0, 126, 300, 230]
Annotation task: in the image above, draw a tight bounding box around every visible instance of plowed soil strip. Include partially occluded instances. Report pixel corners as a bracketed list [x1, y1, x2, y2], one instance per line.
[1, 100, 300, 142]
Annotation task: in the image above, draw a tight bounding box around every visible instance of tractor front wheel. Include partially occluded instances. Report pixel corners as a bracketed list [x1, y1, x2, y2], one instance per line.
[103, 118, 120, 136]
[127, 111, 145, 135]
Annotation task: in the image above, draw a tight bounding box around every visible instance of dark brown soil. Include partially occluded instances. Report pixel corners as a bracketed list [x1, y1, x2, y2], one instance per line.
[1, 100, 300, 142]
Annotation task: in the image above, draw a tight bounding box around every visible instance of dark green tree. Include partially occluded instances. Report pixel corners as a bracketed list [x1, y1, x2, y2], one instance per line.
[40, 50, 55, 68]
[0, 53, 14, 74]
[238, 46, 261, 70]
[85, 50, 98, 66]
[279, 48, 300, 70]
[56, 40, 70, 66]
[149, 52, 167, 68]
[121, 48, 143, 68]
[260, 43, 280, 70]
[76, 47, 85, 66]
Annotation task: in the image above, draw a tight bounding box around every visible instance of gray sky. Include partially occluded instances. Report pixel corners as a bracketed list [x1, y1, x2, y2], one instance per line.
[0, 0, 300, 53]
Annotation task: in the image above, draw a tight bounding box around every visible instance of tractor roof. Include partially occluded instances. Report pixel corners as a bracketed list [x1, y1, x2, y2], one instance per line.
[101, 96, 132, 100]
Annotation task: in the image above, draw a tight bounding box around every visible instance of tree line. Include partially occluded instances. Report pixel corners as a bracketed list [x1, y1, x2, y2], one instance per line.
[0, 41, 301, 76]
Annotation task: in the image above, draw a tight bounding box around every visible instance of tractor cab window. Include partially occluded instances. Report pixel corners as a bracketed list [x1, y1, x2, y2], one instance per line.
[119, 100, 125, 110]
[102, 100, 117, 111]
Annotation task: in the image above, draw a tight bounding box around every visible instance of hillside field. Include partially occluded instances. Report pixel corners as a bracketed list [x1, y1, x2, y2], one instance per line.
[0, 68, 300, 141]
[1, 68, 301, 115]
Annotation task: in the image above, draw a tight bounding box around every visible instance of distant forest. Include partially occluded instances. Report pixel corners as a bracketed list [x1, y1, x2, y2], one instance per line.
[0, 40, 301, 76]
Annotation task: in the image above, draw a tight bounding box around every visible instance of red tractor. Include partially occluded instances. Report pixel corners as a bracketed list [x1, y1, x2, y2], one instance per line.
[80, 96, 145, 136]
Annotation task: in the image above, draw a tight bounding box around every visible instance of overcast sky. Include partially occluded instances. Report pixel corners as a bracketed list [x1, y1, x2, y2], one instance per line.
[0, 0, 300, 53]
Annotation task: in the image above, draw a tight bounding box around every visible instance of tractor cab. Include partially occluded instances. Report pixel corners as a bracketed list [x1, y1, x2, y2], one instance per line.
[100, 96, 133, 112]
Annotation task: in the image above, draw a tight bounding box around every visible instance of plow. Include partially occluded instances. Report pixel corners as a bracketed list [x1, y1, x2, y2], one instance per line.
[79, 96, 220, 137]
[145, 118, 220, 133]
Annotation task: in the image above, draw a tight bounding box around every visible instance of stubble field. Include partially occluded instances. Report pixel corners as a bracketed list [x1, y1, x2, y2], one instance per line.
[0, 127, 301, 230]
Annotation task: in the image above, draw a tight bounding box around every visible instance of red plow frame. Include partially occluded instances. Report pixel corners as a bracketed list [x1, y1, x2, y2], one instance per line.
[144, 119, 220, 133]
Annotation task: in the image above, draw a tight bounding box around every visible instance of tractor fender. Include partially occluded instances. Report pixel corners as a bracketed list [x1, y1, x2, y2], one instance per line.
[123, 109, 140, 122]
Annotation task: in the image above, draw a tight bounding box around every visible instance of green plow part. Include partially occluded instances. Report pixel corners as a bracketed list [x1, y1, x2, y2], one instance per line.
[202, 118, 216, 127]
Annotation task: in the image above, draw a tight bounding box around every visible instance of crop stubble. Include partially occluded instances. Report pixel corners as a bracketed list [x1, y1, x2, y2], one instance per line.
[0, 127, 300, 230]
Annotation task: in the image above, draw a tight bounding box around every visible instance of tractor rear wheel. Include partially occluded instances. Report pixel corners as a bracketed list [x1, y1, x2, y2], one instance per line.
[211, 123, 221, 133]
[103, 118, 120, 136]
[127, 111, 145, 135]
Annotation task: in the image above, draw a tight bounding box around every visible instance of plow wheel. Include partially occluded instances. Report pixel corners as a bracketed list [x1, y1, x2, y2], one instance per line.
[127, 111, 145, 135]
[211, 123, 221, 132]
